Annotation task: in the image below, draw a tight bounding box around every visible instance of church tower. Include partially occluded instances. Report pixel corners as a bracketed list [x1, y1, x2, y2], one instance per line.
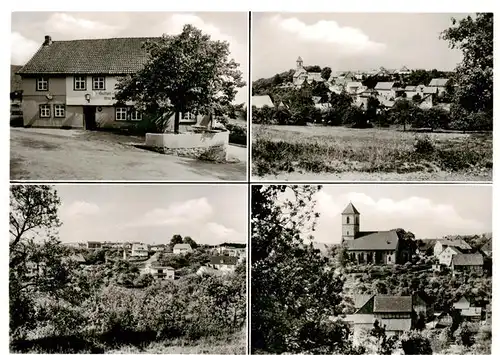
[296, 56, 303, 70]
[342, 202, 360, 243]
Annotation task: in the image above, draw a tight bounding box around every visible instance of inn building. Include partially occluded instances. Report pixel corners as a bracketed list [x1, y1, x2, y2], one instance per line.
[17, 35, 202, 130]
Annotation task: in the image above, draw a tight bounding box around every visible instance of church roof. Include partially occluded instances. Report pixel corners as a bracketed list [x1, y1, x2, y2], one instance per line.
[297, 56, 303, 62]
[342, 202, 359, 215]
[346, 230, 399, 251]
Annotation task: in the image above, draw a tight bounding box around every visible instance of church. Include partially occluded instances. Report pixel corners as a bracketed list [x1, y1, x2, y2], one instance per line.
[341, 202, 412, 265]
[293, 56, 324, 86]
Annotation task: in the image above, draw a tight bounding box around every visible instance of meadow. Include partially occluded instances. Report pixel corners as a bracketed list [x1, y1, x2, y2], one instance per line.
[252, 125, 493, 181]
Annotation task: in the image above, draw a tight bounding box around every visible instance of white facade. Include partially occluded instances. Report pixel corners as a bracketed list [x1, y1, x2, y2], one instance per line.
[437, 246, 460, 267]
[131, 243, 149, 258]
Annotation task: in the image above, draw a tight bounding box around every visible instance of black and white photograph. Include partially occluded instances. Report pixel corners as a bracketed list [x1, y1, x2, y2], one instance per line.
[9, 184, 247, 353]
[251, 13, 493, 181]
[10, 12, 248, 181]
[252, 184, 492, 354]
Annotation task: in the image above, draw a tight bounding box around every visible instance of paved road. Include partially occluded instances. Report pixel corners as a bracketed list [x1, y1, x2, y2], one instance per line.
[10, 128, 247, 181]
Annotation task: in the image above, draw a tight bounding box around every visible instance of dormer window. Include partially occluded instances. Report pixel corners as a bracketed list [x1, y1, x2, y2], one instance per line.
[36, 77, 48, 91]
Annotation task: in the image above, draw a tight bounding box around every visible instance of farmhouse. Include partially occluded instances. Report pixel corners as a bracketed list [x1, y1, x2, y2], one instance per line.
[433, 238, 472, 257]
[347, 295, 423, 345]
[341, 203, 412, 265]
[208, 255, 238, 273]
[17, 35, 205, 130]
[453, 296, 482, 322]
[173, 243, 193, 255]
[451, 253, 484, 276]
[374, 82, 397, 100]
[428, 78, 449, 95]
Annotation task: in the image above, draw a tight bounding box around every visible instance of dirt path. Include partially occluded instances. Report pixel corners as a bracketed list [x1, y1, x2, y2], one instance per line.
[10, 128, 247, 181]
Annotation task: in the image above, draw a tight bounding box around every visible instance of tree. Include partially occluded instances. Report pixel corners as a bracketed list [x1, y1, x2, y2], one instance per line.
[251, 185, 358, 354]
[441, 14, 493, 116]
[170, 234, 183, 247]
[401, 331, 433, 355]
[321, 67, 332, 81]
[9, 185, 76, 340]
[115, 25, 244, 134]
[183, 236, 198, 249]
[365, 320, 399, 355]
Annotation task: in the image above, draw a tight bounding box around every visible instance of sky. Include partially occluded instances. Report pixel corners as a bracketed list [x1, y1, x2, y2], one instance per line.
[252, 12, 469, 80]
[53, 184, 247, 245]
[11, 12, 248, 104]
[303, 185, 492, 244]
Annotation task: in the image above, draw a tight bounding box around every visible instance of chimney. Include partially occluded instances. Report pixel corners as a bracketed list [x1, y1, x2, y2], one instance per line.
[43, 35, 52, 46]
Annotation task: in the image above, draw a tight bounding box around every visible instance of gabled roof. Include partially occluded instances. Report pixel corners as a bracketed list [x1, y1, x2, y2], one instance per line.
[18, 37, 156, 75]
[342, 202, 359, 215]
[437, 238, 472, 250]
[354, 294, 373, 309]
[346, 230, 399, 251]
[374, 296, 413, 313]
[452, 253, 484, 266]
[312, 96, 322, 104]
[481, 238, 492, 253]
[374, 82, 395, 90]
[173, 243, 193, 250]
[429, 78, 449, 87]
[252, 95, 274, 109]
[210, 255, 238, 265]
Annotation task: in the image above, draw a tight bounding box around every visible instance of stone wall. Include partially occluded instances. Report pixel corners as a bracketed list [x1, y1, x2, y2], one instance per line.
[145, 130, 229, 162]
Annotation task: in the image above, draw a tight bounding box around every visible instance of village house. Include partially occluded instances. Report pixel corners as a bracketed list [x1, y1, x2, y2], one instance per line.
[208, 255, 238, 273]
[252, 95, 274, 109]
[451, 253, 484, 276]
[86, 241, 102, 249]
[346, 295, 424, 345]
[428, 78, 449, 96]
[374, 82, 397, 101]
[453, 296, 482, 322]
[341, 203, 412, 265]
[173, 243, 193, 255]
[131, 243, 149, 258]
[437, 246, 462, 268]
[17, 35, 206, 131]
[433, 238, 472, 257]
[481, 238, 492, 258]
[142, 262, 175, 280]
[150, 244, 166, 252]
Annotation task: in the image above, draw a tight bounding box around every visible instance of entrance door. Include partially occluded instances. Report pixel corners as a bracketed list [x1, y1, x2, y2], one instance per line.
[83, 106, 96, 130]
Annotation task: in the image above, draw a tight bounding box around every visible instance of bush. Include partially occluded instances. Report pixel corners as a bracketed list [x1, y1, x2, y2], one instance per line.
[414, 136, 435, 156]
[401, 331, 433, 355]
[225, 123, 247, 146]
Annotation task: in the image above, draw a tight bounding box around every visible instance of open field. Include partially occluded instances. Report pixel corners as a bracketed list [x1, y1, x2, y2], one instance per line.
[252, 125, 493, 181]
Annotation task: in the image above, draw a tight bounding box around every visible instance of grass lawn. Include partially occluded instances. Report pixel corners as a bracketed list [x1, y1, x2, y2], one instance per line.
[252, 124, 493, 181]
[12, 331, 246, 354]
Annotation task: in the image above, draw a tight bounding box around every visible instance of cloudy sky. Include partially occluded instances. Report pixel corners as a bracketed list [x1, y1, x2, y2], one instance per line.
[252, 12, 469, 80]
[11, 12, 248, 103]
[305, 184, 492, 244]
[54, 184, 247, 245]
